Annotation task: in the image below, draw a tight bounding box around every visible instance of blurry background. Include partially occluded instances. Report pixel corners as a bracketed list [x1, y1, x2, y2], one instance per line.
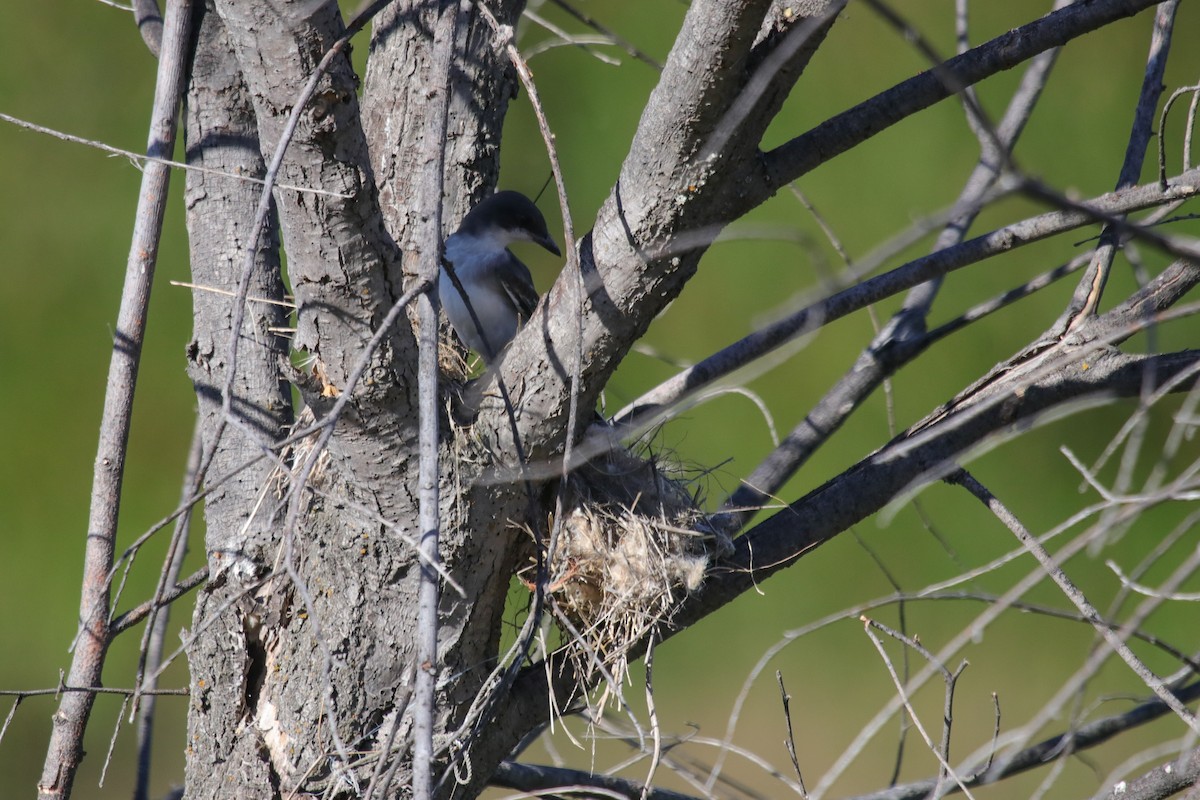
[2, 1, 1198, 797]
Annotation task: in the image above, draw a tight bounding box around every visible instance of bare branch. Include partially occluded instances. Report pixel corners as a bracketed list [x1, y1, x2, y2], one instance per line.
[776, 671, 807, 797]
[617, 169, 1200, 431]
[1060, 0, 1178, 332]
[495, 0, 844, 459]
[492, 761, 701, 800]
[36, 3, 192, 796]
[861, 618, 975, 800]
[132, 425, 202, 800]
[759, 0, 1163, 201]
[948, 469, 1199, 732]
[0, 113, 348, 197]
[108, 567, 208, 636]
[1092, 746, 1200, 800]
[2, 686, 189, 699]
[721, 9, 1070, 527]
[412, 2, 460, 797]
[546, 0, 663, 70]
[843, 682, 1200, 800]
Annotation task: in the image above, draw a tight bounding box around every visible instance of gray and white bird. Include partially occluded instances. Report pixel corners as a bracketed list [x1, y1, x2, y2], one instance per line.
[440, 190, 561, 362]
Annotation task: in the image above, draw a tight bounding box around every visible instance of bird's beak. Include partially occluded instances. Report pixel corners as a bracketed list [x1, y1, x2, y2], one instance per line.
[538, 235, 562, 258]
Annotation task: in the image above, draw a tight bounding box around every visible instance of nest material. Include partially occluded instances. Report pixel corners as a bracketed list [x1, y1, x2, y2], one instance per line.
[547, 445, 712, 687]
[273, 406, 330, 493]
[281, 397, 713, 692]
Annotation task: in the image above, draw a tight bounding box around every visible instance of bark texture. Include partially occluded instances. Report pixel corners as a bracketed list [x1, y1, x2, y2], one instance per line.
[182, 1, 291, 794]
[183, 1, 534, 796]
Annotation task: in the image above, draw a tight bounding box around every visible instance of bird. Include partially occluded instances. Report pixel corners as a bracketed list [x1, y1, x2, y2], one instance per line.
[439, 190, 561, 362]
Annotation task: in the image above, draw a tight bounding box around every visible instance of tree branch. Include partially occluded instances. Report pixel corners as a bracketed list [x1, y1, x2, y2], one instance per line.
[720, 13, 1069, 528]
[37, 2, 192, 797]
[843, 681, 1200, 800]
[494, 0, 843, 457]
[758, 0, 1163, 202]
[948, 470, 1199, 732]
[493, 761, 702, 800]
[495, 311, 1200, 789]
[616, 169, 1200, 430]
[212, 0, 411, 492]
[412, 2, 460, 797]
[1060, 0, 1178, 331]
[1093, 746, 1200, 800]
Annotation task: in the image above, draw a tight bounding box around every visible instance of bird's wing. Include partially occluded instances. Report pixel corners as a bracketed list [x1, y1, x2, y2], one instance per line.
[497, 251, 540, 321]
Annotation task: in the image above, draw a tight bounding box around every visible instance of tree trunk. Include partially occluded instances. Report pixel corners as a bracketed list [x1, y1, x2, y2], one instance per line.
[181, 0, 535, 796]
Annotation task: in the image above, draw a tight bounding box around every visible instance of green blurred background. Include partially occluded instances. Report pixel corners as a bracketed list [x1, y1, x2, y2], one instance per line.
[2, 1, 1198, 797]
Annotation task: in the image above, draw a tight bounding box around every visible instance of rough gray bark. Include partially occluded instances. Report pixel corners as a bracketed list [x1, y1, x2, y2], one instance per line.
[182, 1, 292, 794]
[180, 0, 532, 797]
[488, 0, 843, 458]
[361, 0, 524, 243]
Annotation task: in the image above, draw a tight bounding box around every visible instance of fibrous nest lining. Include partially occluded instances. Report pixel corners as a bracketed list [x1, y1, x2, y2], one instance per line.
[273, 406, 331, 493]
[544, 444, 712, 688]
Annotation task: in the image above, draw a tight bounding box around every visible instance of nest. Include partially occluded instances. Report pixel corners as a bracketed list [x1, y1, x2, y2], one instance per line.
[280, 393, 715, 694]
[273, 406, 331, 493]
[544, 444, 712, 688]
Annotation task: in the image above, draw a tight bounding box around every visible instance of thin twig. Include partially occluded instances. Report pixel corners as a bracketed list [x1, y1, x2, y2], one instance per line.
[492, 761, 701, 800]
[0, 113, 348, 197]
[131, 423, 202, 800]
[547, 0, 662, 69]
[0, 686, 188, 698]
[108, 567, 208, 636]
[98, 696, 128, 788]
[948, 469, 1200, 734]
[924, 254, 1089, 343]
[169, 280, 295, 308]
[984, 693, 1001, 774]
[1157, 84, 1200, 187]
[523, 9, 620, 65]
[0, 698, 21, 748]
[35, 3, 192, 797]
[412, 1, 460, 797]
[641, 631, 662, 800]
[861, 617, 976, 800]
[776, 671, 807, 797]
[362, 674, 414, 800]
[586, 710, 802, 797]
[1063, 0, 1178, 331]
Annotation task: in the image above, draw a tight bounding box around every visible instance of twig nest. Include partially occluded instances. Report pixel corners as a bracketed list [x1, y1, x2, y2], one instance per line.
[547, 444, 712, 687]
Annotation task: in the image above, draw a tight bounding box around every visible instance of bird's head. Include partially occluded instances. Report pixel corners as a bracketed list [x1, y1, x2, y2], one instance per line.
[456, 190, 561, 256]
